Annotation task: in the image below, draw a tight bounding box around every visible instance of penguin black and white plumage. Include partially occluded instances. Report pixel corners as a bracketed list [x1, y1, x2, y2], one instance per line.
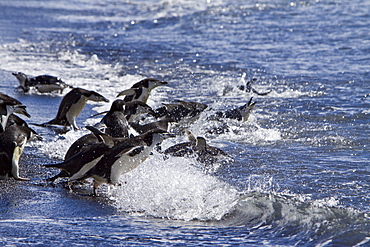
[208, 97, 256, 122]
[0, 93, 31, 133]
[64, 132, 100, 161]
[117, 78, 168, 103]
[40, 88, 109, 130]
[12, 72, 72, 94]
[73, 129, 170, 196]
[162, 130, 196, 158]
[154, 100, 208, 122]
[237, 77, 271, 96]
[44, 126, 114, 183]
[101, 100, 131, 138]
[0, 124, 40, 180]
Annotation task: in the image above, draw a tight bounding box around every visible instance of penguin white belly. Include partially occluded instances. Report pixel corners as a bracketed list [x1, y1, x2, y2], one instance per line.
[110, 147, 152, 184]
[35, 84, 62, 93]
[11, 140, 26, 180]
[69, 155, 104, 181]
[138, 88, 150, 103]
[66, 96, 87, 129]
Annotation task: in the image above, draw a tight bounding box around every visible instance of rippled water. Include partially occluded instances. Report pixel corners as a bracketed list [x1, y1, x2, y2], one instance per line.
[0, 0, 369, 246]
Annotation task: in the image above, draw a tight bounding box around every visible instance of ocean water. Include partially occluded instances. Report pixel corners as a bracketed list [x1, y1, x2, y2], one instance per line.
[0, 0, 369, 246]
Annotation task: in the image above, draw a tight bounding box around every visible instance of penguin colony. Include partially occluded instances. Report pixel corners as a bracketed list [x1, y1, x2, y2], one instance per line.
[1, 72, 268, 196]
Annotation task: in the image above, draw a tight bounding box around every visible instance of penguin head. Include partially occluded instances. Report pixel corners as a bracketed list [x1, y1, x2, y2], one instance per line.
[12, 72, 28, 88]
[84, 90, 109, 103]
[0, 92, 23, 106]
[110, 99, 125, 112]
[195, 137, 207, 152]
[146, 78, 168, 91]
[7, 104, 31, 118]
[239, 97, 257, 121]
[132, 78, 168, 91]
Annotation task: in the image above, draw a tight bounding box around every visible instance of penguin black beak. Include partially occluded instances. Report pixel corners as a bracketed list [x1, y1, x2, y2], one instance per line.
[90, 111, 109, 118]
[13, 105, 31, 118]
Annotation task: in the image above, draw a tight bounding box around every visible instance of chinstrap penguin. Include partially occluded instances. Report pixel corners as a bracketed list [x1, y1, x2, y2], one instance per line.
[72, 129, 171, 196]
[44, 126, 114, 183]
[223, 73, 271, 96]
[39, 88, 109, 130]
[154, 100, 208, 123]
[0, 124, 41, 180]
[163, 130, 230, 166]
[117, 78, 168, 103]
[208, 97, 256, 122]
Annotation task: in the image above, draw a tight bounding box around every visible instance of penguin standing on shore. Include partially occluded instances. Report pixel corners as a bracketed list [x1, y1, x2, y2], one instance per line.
[40, 88, 109, 130]
[12, 72, 72, 94]
[117, 78, 168, 103]
[0, 124, 40, 180]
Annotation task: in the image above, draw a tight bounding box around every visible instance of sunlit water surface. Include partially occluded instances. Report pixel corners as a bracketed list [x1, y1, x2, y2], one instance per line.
[0, 0, 369, 246]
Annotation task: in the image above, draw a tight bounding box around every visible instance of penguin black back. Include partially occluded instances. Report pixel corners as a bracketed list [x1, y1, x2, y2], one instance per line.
[101, 99, 130, 138]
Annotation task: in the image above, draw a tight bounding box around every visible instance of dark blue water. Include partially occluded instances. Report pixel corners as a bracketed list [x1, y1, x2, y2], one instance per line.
[0, 0, 369, 246]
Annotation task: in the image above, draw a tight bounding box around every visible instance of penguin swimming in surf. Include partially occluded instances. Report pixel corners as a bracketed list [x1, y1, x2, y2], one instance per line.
[162, 129, 197, 157]
[117, 78, 167, 103]
[223, 74, 271, 96]
[0, 93, 31, 133]
[12, 72, 72, 94]
[208, 97, 256, 122]
[40, 88, 109, 130]
[0, 124, 41, 180]
[71, 129, 171, 196]
[154, 100, 208, 123]
[193, 137, 231, 166]
[237, 77, 271, 96]
[163, 130, 230, 166]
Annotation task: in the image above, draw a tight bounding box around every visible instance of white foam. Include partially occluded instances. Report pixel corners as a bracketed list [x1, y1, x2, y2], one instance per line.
[0, 40, 143, 102]
[108, 155, 239, 221]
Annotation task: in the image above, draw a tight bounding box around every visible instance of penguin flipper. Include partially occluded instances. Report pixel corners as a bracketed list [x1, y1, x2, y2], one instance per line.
[251, 88, 271, 96]
[117, 88, 136, 98]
